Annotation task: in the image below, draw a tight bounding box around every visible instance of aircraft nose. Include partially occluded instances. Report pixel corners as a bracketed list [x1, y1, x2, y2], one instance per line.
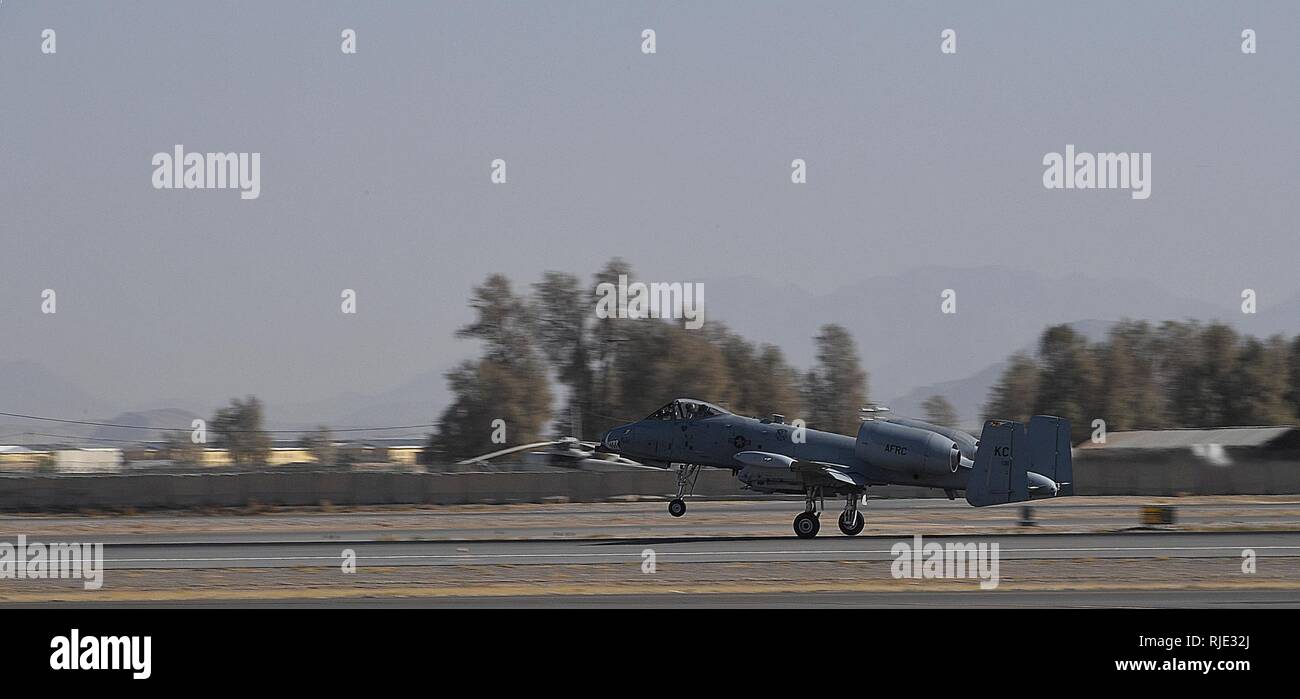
[599, 424, 635, 453]
[597, 428, 620, 453]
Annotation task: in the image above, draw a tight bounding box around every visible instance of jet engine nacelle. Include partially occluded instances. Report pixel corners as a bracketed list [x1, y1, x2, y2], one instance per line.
[855, 420, 960, 476]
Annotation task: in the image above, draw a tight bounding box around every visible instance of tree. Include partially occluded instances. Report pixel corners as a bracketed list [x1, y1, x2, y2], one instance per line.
[211, 396, 271, 467]
[1152, 320, 1205, 427]
[802, 324, 868, 435]
[588, 258, 635, 434]
[1102, 320, 1166, 429]
[163, 431, 205, 466]
[428, 358, 553, 462]
[1288, 335, 1300, 422]
[457, 274, 535, 362]
[921, 395, 959, 428]
[711, 325, 802, 419]
[427, 275, 552, 463]
[987, 319, 1299, 436]
[1095, 322, 1169, 432]
[1228, 335, 1293, 425]
[1032, 325, 1102, 442]
[532, 271, 595, 438]
[609, 321, 735, 420]
[298, 426, 337, 466]
[1197, 322, 1240, 427]
[982, 352, 1039, 424]
[751, 344, 803, 418]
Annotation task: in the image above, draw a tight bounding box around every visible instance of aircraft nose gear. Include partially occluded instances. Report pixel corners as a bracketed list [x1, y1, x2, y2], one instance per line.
[837, 494, 865, 536]
[668, 464, 703, 517]
[793, 487, 824, 539]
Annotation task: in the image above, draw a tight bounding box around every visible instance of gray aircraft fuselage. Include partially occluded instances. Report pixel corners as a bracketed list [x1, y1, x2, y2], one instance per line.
[601, 400, 974, 495]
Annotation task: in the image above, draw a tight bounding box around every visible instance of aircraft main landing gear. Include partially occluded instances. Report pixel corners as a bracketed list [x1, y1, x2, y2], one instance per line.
[793, 512, 820, 538]
[793, 490, 866, 538]
[793, 487, 823, 539]
[668, 464, 702, 517]
[838, 493, 865, 536]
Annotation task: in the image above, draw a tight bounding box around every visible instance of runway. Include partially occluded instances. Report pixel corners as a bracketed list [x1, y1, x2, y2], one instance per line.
[3, 497, 1299, 607]
[15, 530, 1300, 570]
[44, 589, 1289, 609]
[7, 495, 1300, 542]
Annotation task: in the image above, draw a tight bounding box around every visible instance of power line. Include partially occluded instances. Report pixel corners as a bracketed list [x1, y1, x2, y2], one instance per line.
[2, 431, 157, 445]
[587, 410, 638, 424]
[0, 431, 432, 446]
[0, 411, 439, 434]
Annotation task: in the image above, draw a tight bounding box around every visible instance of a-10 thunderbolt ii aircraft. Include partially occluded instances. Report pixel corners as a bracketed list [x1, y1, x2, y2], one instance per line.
[597, 398, 1073, 538]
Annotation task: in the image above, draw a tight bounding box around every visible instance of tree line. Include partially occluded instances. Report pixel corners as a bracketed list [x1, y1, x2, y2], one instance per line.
[167, 291, 1300, 466]
[982, 320, 1300, 443]
[165, 397, 335, 467]
[425, 259, 871, 461]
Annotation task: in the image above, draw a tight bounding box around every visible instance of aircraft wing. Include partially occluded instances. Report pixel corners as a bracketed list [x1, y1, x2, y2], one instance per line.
[733, 451, 866, 488]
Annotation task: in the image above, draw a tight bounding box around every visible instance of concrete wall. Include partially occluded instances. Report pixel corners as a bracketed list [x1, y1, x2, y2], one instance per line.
[1, 455, 1298, 511]
[1072, 455, 1300, 496]
[0, 468, 935, 511]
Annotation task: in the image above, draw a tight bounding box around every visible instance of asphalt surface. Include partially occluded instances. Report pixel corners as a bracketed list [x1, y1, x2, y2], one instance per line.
[44, 589, 1289, 609]
[8, 530, 1292, 570]
[6, 496, 1299, 543]
[3, 498, 1299, 607]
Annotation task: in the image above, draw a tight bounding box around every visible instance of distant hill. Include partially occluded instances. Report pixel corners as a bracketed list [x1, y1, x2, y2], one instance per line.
[88, 408, 204, 444]
[886, 362, 1006, 432]
[0, 359, 118, 419]
[0, 360, 121, 444]
[705, 266, 1236, 401]
[886, 319, 1116, 429]
[0, 359, 448, 444]
[265, 369, 450, 436]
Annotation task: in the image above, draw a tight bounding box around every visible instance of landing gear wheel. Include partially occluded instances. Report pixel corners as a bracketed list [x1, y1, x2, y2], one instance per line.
[668, 498, 687, 517]
[838, 510, 865, 536]
[793, 512, 821, 539]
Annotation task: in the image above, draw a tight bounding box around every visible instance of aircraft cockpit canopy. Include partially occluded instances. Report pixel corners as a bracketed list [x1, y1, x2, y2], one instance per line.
[644, 399, 731, 421]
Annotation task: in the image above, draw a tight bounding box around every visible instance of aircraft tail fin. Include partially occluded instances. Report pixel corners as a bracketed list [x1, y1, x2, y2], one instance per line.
[966, 416, 1072, 506]
[966, 420, 1027, 506]
[1027, 415, 1073, 497]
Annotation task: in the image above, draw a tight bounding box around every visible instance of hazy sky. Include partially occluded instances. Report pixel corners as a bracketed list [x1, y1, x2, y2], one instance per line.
[1, 1, 1297, 415]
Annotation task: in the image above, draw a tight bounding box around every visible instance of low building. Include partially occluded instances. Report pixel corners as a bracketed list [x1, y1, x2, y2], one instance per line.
[0, 445, 44, 472]
[1074, 426, 1300, 495]
[53, 448, 124, 474]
